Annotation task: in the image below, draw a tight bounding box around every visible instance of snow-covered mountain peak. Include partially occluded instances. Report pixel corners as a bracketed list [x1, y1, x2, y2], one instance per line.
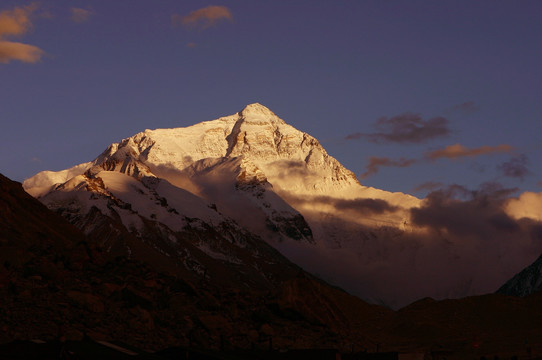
[238, 103, 283, 123]
[26, 103, 484, 308]
[93, 104, 359, 194]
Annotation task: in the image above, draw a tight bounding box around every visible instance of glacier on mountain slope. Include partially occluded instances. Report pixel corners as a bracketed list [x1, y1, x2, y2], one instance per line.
[24, 103, 541, 308]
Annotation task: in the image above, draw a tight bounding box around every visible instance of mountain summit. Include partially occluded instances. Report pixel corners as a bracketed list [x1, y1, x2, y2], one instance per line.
[24, 103, 532, 308]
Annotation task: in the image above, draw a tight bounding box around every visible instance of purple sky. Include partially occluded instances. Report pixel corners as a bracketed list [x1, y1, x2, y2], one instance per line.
[2, 0, 542, 197]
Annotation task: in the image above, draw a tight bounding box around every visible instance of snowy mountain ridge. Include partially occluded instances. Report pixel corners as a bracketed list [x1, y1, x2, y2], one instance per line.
[25, 103, 537, 308]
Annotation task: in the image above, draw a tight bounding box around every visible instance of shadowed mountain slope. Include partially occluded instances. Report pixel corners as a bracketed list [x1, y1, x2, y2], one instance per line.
[4, 173, 542, 358]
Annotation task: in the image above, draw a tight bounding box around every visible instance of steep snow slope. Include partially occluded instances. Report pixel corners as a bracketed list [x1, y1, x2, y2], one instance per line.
[37, 168, 306, 289]
[24, 162, 93, 198]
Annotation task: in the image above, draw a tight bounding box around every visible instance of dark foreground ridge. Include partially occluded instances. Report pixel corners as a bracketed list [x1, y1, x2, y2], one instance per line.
[2, 172, 542, 359]
[0, 339, 534, 360]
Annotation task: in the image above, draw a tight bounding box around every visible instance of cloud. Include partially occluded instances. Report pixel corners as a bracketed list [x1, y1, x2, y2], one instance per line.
[425, 143, 513, 160]
[363, 113, 451, 144]
[172, 6, 233, 29]
[451, 101, 480, 114]
[0, 4, 35, 37]
[498, 154, 530, 180]
[320, 196, 399, 215]
[344, 132, 362, 140]
[361, 156, 417, 179]
[279, 182, 542, 308]
[284, 193, 400, 217]
[412, 181, 444, 194]
[268, 159, 311, 180]
[0, 3, 43, 64]
[411, 182, 522, 239]
[71, 7, 94, 23]
[506, 191, 542, 222]
[0, 41, 42, 63]
[359, 142, 514, 180]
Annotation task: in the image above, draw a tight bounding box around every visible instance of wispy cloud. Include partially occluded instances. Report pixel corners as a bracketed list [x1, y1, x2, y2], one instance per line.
[327, 197, 399, 214]
[346, 112, 451, 144]
[0, 41, 42, 63]
[172, 6, 233, 29]
[285, 194, 399, 217]
[71, 7, 94, 23]
[425, 143, 513, 160]
[451, 101, 480, 114]
[412, 181, 444, 194]
[498, 154, 531, 181]
[344, 132, 362, 140]
[0, 3, 43, 64]
[361, 156, 417, 179]
[0, 4, 35, 37]
[361, 143, 514, 179]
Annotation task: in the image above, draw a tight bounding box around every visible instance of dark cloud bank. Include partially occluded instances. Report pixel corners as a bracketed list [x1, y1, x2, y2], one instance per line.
[281, 183, 542, 308]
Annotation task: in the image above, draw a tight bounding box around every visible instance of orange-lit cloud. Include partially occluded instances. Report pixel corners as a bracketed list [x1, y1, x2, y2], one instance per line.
[506, 191, 542, 222]
[71, 7, 94, 23]
[173, 6, 233, 29]
[0, 41, 42, 63]
[0, 3, 43, 64]
[425, 143, 513, 160]
[0, 4, 35, 37]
